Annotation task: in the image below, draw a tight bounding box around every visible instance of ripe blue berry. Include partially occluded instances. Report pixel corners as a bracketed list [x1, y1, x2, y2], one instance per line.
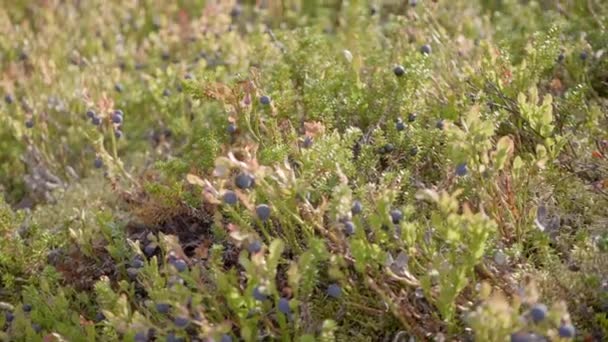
[302, 136, 313, 148]
[227, 123, 237, 134]
[351, 200, 363, 215]
[112, 112, 123, 124]
[184, 73, 194, 80]
[393, 65, 405, 77]
[155, 303, 171, 314]
[91, 116, 101, 125]
[5, 312, 14, 322]
[557, 53, 565, 62]
[221, 334, 233, 342]
[235, 172, 254, 189]
[115, 130, 123, 139]
[408, 113, 417, 122]
[171, 259, 188, 272]
[94, 157, 103, 169]
[278, 297, 291, 315]
[436, 119, 445, 130]
[163, 89, 171, 97]
[383, 143, 395, 153]
[86, 109, 96, 118]
[32, 323, 42, 333]
[558, 324, 575, 338]
[344, 221, 355, 235]
[23, 304, 32, 312]
[420, 44, 432, 55]
[131, 257, 145, 269]
[94, 312, 105, 322]
[410, 146, 419, 156]
[327, 283, 342, 298]
[144, 243, 157, 257]
[409, 0, 418, 6]
[173, 316, 189, 328]
[390, 209, 403, 224]
[253, 286, 267, 301]
[259, 95, 271, 105]
[127, 267, 139, 279]
[25, 119, 34, 128]
[256, 204, 271, 221]
[530, 303, 547, 323]
[223, 190, 238, 205]
[134, 331, 147, 342]
[166, 332, 185, 342]
[114, 83, 124, 93]
[248, 240, 262, 254]
[510, 332, 535, 342]
[396, 120, 406, 131]
[456, 163, 468, 177]
[580, 51, 588, 61]
[4, 94, 13, 104]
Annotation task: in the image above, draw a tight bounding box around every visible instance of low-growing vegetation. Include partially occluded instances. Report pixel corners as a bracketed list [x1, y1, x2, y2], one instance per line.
[1, 0, 608, 341]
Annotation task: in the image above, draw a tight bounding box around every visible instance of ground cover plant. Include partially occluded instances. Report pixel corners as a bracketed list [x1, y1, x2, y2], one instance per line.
[1, 0, 608, 341]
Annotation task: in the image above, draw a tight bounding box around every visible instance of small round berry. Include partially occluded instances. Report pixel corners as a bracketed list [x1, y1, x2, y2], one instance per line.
[383, 143, 395, 153]
[409, 0, 418, 6]
[558, 324, 575, 338]
[227, 123, 237, 134]
[344, 221, 355, 235]
[155, 303, 171, 314]
[94, 157, 103, 169]
[510, 332, 534, 342]
[390, 209, 403, 224]
[32, 323, 42, 333]
[580, 51, 588, 61]
[253, 286, 267, 301]
[557, 53, 565, 63]
[134, 331, 147, 342]
[184, 73, 194, 80]
[171, 259, 188, 272]
[111, 112, 123, 124]
[221, 334, 233, 342]
[408, 113, 417, 122]
[302, 136, 313, 148]
[235, 172, 254, 189]
[131, 257, 145, 269]
[173, 316, 189, 328]
[396, 120, 406, 131]
[25, 119, 34, 128]
[530, 303, 547, 323]
[86, 109, 96, 118]
[420, 44, 432, 55]
[91, 116, 101, 126]
[4, 94, 13, 104]
[5, 312, 14, 323]
[23, 304, 32, 312]
[259, 95, 271, 105]
[455, 163, 468, 177]
[410, 146, 419, 156]
[163, 89, 171, 97]
[114, 83, 124, 93]
[248, 240, 262, 254]
[115, 130, 123, 139]
[94, 312, 106, 322]
[351, 200, 363, 215]
[166, 332, 185, 342]
[278, 297, 291, 315]
[127, 267, 139, 279]
[436, 119, 445, 130]
[161, 51, 170, 61]
[222, 190, 238, 205]
[144, 243, 157, 257]
[326, 283, 342, 298]
[393, 65, 405, 77]
[256, 204, 271, 221]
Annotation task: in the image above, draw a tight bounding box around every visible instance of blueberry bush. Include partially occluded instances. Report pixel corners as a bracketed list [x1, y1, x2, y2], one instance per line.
[1, 0, 608, 341]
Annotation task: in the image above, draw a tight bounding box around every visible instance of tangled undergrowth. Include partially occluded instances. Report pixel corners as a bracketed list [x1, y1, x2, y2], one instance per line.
[1, 0, 608, 341]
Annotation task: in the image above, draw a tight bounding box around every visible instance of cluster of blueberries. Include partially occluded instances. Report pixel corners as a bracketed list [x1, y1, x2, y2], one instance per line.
[510, 303, 575, 341]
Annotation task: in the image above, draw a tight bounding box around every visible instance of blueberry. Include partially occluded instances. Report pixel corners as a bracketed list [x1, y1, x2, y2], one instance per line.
[23, 304, 32, 312]
[256, 204, 271, 221]
[86, 110, 96, 119]
[390, 209, 403, 224]
[94, 157, 103, 169]
[221, 334, 233, 342]
[248, 240, 262, 254]
[173, 316, 189, 328]
[176, 84, 183, 93]
[230, 5, 242, 18]
[227, 123, 237, 134]
[32, 323, 42, 333]
[383, 143, 395, 153]
[344, 221, 355, 235]
[114, 109, 124, 117]
[396, 120, 406, 131]
[166, 332, 185, 342]
[302, 136, 313, 148]
[420, 44, 432, 55]
[409, 0, 418, 6]
[259, 95, 271, 105]
[530, 303, 547, 323]
[580, 51, 588, 61]
[510, 332, 534, 342]
[155, 303, 171, 314]
[455, 163, 468, 177]
[114, 83, 124, 93]
[393, 65, 405, 77]
[5, 312, 14, 322]
[91, 116, 101, 125]
[5, 94, 13, 104]
[253, 286, 267, 301]
[326, 283, 342, 298]
[162, 51, 170, 61]
[223, 190, 238, 205]
[135, 331, 148, 342]
[94, 312, 106, 322]
[115, 130, 123, 139]
[436, 119, 444, 130]
[235, 172, 254, 189]
[144, 243, 157, 257]
[131, 257, 145, 269]
[127, 267, 139, 279]
[171, 259, 188, 272]
[111, 112, 123, 124]
[25, 119, 34, 128]
[408, 113, 417, 122]
[557, 53, 565, 62]
[163, 89, 171, 97]
[351, 200, 363, 215]
[410, 146, 418, 156]
[278, 297, 291, 315]
[558, 324, 575, 338]
[184, 73, 194, 80]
